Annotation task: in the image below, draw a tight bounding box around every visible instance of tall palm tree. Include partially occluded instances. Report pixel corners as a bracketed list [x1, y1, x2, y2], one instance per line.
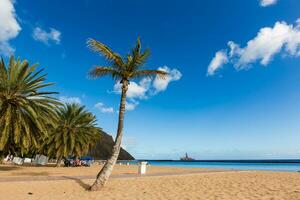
[87, 37, 168, 191]
[46, 103, 101, 167]
[0, 57, 59, 155]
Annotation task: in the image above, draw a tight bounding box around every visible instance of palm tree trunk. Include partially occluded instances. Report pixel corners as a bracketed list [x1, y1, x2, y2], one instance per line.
[56, 156, 62, 167]
[89, 80, 128, 191]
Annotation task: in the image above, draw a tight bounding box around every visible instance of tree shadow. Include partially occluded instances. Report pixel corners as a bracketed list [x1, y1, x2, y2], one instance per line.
[0, 165, 20, 171]
[11, 171, 50, 176]
[62, 176, 90, 190]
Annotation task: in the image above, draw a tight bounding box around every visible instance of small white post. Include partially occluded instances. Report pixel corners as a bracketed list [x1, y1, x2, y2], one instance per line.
[138, 161, 147, 174]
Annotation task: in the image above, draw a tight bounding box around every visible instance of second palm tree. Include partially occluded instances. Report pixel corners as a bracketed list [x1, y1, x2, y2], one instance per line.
[87, 37, 167, 191]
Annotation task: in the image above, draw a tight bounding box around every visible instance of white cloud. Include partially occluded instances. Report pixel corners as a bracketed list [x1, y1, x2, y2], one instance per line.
[112, 66, 182, 110]
[0, 42, 15, 57]
[126, 101, 139, 111]
[113, 80, 148, 99]
[0, 0, 21, 56]
[260, 0, 277, 7]
[207, 51, 228, 76]
[59, 96, 81, 104]
[95, 102, 114, 113]
[236, 22, 293, 67]
[33, 27, 61, 45]
[153, 66, 182, 93]
[207, 20, 300, 75]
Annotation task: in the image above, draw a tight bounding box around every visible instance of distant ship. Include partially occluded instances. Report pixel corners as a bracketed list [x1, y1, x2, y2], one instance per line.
[180, 153, 195, 161]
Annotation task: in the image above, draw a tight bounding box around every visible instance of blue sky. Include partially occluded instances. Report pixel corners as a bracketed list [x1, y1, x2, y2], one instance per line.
[1, 0, 300, 159]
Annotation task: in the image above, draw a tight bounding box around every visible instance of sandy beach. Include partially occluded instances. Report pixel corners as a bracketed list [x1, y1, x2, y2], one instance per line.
[0, 164, 300, 200]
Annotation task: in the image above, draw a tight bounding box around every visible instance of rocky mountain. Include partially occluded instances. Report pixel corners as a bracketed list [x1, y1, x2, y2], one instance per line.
[89, 131, 134, 160]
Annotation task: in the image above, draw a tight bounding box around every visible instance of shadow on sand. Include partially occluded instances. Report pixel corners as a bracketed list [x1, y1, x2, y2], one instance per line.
[11, 171, 51, 176]
[62, 176, 90, 190]
[0, 165, 20, 171]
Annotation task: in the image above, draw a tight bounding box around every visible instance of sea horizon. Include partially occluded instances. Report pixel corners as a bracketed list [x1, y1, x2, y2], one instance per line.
[123, 159, 300, 172]
[137, 159, 300, 163]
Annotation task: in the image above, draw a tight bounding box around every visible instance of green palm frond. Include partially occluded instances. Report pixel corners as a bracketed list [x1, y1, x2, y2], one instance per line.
[88, 66, 122, 80]
[45, 103, 101, 158]
[0, 56, 60, 155]
[87, 38, 124, 67]
[132, 37, 142, 55]
[87, 37, 168, 81]
[131, 69, 168, 79]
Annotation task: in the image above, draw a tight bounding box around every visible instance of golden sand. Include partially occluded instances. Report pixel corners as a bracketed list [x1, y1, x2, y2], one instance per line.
[0, 164, 300, 200]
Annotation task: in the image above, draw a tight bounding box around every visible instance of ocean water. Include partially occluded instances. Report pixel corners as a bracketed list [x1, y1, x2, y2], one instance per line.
[122, 160, 300, 172]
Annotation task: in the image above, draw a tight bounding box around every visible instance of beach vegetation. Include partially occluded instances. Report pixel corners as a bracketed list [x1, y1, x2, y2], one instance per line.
[0, 57, 59, 156]
[43, 103, 101, 167]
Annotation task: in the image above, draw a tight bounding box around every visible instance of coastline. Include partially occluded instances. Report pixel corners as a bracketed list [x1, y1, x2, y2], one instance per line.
[120, 160, 300, 172]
